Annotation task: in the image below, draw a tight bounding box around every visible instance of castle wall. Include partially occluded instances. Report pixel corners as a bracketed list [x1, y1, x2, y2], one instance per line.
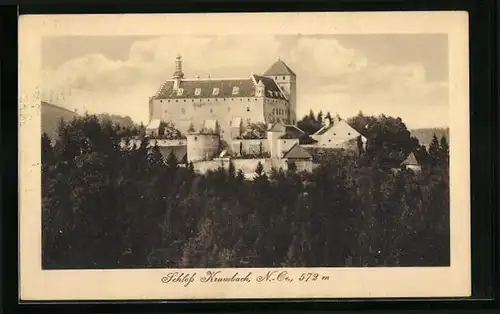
[230, 139, 270, 156]
[192, 158, 288, 177]
[151, 97, 265, 141]
[186, 134, 220, 162]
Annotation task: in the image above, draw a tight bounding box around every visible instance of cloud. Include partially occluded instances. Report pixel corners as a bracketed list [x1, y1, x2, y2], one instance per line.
[42, 35, 449, 128]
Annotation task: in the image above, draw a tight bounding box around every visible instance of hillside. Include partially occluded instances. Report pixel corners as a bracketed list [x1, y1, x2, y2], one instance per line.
[410, 127, 449, 147]
[42, 102, 138, 141]
[96, 113, 135, 129]
[41, 102, 79, 141]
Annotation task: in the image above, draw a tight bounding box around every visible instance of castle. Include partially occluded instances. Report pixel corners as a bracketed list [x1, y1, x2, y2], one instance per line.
[146, 55, 297, 142]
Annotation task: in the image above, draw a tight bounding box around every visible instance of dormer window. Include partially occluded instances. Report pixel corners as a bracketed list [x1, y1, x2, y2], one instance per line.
[194, 88, 201, 96]
[232, 86, 239, 95]
[212, 88, 220, 96]
[176, 88, 184, 96]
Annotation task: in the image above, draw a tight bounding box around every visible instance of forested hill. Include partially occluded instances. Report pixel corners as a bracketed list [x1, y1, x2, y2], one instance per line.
[41, 101, 137, 140]
[96, 113, 135, 129]
[410, 128, 449, 147]
[41, 102, 79, 141]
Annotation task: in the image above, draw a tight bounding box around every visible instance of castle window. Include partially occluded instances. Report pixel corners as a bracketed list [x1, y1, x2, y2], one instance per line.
[181, 108, 186, 114]
[176, 88, 184, 96]
[212, 88, 220, 96]
[247, 98, 250, 101]
[194, 88, 201, 96]
[232, 86, 239, 95]
[223, 98, 226, 101]
[192, 99, 194, 102]
[333, 133, 337, 136]
[184, 100, 186, 102]
[246, 106, 250, 112]
[210, 109, 213, 113]
[176, 100, 178, 103]
[160, 100, 163, 103]
[283, 76, 286, 80]
[348, 133, 351, 135]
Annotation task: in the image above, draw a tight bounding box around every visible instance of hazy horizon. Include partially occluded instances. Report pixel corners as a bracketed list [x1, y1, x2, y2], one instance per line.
[41, 34, 449, 129]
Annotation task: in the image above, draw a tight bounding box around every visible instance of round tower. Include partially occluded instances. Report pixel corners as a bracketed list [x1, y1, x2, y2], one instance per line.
[187, 133, 220, 162]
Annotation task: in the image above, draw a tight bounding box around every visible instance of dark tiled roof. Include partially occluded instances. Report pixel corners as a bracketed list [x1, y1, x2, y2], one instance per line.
[263, 59, 296, 76]
[284, 144, 312, 160]
[252, 75, 287, 99]
[154, 75, 285, 100]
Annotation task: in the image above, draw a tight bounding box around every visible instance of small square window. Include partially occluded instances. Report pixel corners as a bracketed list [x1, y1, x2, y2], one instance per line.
[176, 88, 184, 96]
[232, 86, 239, 95]
[195, 88, 201, 96]
[212, 88, 220, 96]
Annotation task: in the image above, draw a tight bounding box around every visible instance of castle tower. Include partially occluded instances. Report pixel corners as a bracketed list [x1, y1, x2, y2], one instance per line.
[173, 54, 184, 90]
[264, 58, 297, 125]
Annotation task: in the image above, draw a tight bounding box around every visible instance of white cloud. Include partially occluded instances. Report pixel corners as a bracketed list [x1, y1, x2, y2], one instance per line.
[42, 35, 449, 128]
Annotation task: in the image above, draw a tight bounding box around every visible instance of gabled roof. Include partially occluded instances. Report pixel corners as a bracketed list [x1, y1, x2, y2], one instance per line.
[313, 119, 361, 138]
[401, 152, 420, 166]
[263, 59, 296, 76]
[268, 121, 286, 132]
[284, 143, 312, 160]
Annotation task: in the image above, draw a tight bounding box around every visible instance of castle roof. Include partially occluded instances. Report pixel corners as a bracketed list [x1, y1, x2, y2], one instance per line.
[154, 74, 286, 100]
[283, 143, 312, 160]
[263, 59, 296, 76]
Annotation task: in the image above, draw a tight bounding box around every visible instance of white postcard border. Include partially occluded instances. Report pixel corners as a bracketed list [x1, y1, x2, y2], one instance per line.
[19, 11, 470, 300]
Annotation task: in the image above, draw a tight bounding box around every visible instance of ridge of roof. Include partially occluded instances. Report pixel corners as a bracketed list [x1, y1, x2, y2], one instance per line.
[263, 59, 296, 76]
[284, 143, 312, 159]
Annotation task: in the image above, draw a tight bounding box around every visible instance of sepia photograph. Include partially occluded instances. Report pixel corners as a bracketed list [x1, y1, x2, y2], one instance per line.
[19, 12, 470, 300]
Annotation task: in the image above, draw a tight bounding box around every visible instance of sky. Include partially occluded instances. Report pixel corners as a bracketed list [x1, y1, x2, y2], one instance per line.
[41, 34, 449, 129]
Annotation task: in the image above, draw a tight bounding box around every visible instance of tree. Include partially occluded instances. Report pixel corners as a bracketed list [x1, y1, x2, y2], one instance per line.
[428, 134, 440, 165]
[228, 160, 236, 178]
[439, 136, 449, 167]
[317, 110, 324, 125]
[325, 111, 333, 124]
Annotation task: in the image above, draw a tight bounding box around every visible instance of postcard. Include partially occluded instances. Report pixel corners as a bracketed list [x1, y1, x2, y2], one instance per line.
[19, 11, 470, 300]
